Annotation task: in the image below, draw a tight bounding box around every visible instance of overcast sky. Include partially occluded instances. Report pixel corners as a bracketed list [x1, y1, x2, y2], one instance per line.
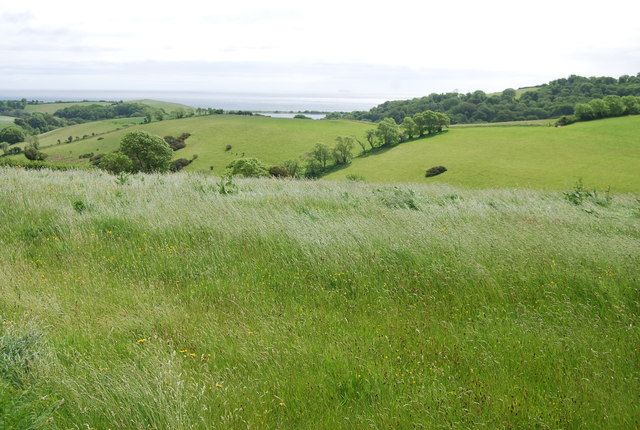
[1, 0, 639, 99]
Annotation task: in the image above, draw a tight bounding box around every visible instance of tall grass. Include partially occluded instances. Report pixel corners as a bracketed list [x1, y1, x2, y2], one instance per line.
[0, 167, 639, 428]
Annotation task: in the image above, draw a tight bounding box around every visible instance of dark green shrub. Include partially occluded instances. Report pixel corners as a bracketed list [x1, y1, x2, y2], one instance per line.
[425, 166, 447, 177]
[73, 199, 87, 213]
[268, 165, 291, 178]
[225, 144, 232, 151]
[97, 152, 133, 174]
[78, 152, 94, 159]
[170, 158, 192, 172]
[0, 126, 26, 144]
[378, 187, 419, 210]
[227, 158, 269, 177]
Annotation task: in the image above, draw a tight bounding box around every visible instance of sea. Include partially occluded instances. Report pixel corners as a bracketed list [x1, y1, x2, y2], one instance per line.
[0, 90, 387, 119]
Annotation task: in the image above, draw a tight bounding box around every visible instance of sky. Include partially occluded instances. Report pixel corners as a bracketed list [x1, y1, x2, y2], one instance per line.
[1, 0, 640, 100]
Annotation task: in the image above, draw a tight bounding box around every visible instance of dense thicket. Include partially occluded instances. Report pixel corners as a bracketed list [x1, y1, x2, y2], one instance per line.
[327, 74, 640, 124]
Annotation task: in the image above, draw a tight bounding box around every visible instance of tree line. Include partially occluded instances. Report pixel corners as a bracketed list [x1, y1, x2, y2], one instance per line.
[326, 74, 640, 124]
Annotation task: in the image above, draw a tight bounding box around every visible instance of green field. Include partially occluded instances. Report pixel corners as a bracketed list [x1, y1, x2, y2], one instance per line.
[33, 115, 372, 174]
[0, 115, 15, 128]
[327, 116, 640, 192]
[24, 99, 193, 115]
[24, 101, 111, 114]
[1, 168, 638, 428]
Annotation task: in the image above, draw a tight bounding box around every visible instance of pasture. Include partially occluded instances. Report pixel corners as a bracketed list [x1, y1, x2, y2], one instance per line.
[328, 115, 640, 192]
[0, 168, 638, 428]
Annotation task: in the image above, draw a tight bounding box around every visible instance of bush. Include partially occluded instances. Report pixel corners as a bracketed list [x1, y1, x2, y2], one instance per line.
[346, 174, 365, 182]
[79, 152, 94, 159]
[268, 165, 291, 178]
[89, 154, 104, 165]
[294, 114, 311, 119]
[97, 152, 133, 174]
[555, 115, 577, 126]
[163, 134, 190, 151]
[378, 187, 419, 210]
[120, 131, 173, 173]
[425, 166, 447, 177]
[169, 158, 192, 172]
[563, 179, 594, 205]
[23, 143, 48, 161]
[225, 144, 232, 151]
[226, 158, 269, 177]
[0, 126, 26, 145]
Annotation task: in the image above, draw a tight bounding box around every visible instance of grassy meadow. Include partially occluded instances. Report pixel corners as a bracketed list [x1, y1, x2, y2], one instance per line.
[14, 114, 638, 192]
[24, 100, 193, 115]
[328, 115, 640, 192]
[1, 167, 639, 428]
[31, 115, 372, 174]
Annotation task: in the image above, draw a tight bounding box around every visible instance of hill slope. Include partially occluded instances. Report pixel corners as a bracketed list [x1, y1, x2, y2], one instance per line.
[24, 99, 193, 115]
[327, 115, 640, 192]
[34, 115, 371, 173]
[0, 168, 638, 428]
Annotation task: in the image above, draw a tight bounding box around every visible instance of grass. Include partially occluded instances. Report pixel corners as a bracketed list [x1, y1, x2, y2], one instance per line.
[327, 115, 640, 192]
[30, 115, 372, 174]
[0, 115, 15, 129]
[0, 167, 639, 428]
[23, 99, 193, 115]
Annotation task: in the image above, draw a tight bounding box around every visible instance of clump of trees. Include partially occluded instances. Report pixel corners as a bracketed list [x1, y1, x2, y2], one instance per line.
[23, 137, 48, 161]
[326, 74, 640, 124]
[573, 95, 640, 121]
[54, 102, 153, 121]
[304, 137, 355, 178]
[14, 113, 67, 134]
[226, 158, 269, 177]
[361, 110, 450, 151]
[0, 126, 26, 145]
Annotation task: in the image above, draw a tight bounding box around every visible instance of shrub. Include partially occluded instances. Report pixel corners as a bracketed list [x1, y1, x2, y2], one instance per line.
[563, 179, 594, 205]
[283, 159, 302, 178]
[225, 144, 232, 151]
[218, 174, 238, 195]
[120, 131, 173, 173]
[5, 146, 22, 155]
[555, 115, 577, 126]
[97, 152, 133, 174]
[23, 143, 48, 161]
[378, 187, 419, 210]
[73, 199, 87, 213]
[227, 158, 269, 177]
[170, 158, 192, 172]
[425, 166, 447, 177]
[268, 165, 291, 178]
[97, 137, 104, 141]
[294, 114, 311, 119]
[346, 174, 365, 182]
[0, 126, 26, 144]
[79, 152, 94, 159]
[89, 154, 104, 165]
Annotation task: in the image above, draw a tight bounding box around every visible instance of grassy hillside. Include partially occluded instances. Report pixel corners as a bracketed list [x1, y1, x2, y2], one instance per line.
[0, 115, 14, 129]
[0, 168, 638, 428]
[24, 101, 111, 114]
[24, 100, 193, 115]
[34, 115, 372, 173]
[327, 115, 640, 192]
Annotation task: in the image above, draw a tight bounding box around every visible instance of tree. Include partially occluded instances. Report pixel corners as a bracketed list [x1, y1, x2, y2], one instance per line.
[283, 159, 302, 178]
[603, 95, 625, 117]
[574, 103, 595, 120]
[332, 137, 354, 165]
[226, 158, 269, 177]
[588, 99, 609, 119]
[308, 143, 331, 168]
[0, 126, 26, 144]
[401, 116, 418, 140]
[97, 152, 134, 174]
[375, 118, 401, 146]
[120, 131, 173, 173]
[622, 96, 640, 115]
[365, 129, 377, 149]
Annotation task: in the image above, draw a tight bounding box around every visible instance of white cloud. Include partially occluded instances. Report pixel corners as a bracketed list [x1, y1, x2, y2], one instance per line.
[1, 0, 639, 97]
